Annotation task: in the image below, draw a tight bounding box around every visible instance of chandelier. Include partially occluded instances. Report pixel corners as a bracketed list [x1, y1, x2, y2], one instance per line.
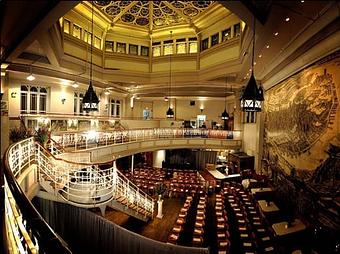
[240, 17, 264, 112]
[221, 76, 229, 120]
[82, 2, 99, 112]
[166, 31, 174, 118]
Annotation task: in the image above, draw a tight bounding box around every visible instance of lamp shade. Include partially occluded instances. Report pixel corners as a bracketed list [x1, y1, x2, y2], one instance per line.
[221, 108, 229, 120]
[82, 82, 99, 112]
[240, 72, 263, 112]
[166, 107, 174, 118]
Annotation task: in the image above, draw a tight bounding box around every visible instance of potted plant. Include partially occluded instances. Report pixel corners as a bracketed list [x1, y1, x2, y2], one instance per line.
[35, 127, 50, 148]
[155, 182, 167, 201]
[9, 127, 29, 143]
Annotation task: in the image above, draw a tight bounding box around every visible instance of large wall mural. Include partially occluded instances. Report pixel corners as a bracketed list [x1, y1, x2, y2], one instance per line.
[264, 51, 340, 175]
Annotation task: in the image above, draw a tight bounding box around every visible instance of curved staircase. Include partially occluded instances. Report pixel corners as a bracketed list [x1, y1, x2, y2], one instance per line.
[27, 139, 155, 222]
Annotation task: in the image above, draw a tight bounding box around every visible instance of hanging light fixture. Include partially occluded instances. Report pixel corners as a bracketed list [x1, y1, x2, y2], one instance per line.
[240, 16, 264, 112]
[166, 31, 174, 118]
[221, 76, 229, 120]
[26, 66, 35, 81]
[82, 2, 99, 112]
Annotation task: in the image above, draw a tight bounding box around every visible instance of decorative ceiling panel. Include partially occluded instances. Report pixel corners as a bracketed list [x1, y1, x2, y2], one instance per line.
[94, 1, 213, 29]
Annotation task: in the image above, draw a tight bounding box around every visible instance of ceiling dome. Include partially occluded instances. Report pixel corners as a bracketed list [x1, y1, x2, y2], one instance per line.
[93, 1, 214, 29]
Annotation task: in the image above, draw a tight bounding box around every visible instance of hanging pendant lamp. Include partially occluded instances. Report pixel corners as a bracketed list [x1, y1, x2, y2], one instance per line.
[82, 2, 99, 112]
[221, 76, 229, 120]
[166, 31, 174, 118]
[240, 16, 264, 112]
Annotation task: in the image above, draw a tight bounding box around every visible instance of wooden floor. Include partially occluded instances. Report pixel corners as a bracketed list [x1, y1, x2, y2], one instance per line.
[95, 197, 186, 242]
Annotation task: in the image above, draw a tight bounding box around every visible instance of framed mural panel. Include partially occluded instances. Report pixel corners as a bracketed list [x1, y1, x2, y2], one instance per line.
[263, 51, 340, 176]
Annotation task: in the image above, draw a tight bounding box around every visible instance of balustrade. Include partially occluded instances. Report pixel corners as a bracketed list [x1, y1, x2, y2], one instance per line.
[3, 137, 154, 253]
[52, 128, 241, 150]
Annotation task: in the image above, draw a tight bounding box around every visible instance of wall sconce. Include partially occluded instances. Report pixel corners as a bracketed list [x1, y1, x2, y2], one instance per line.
[200, 105, 204, 113]
[61, 98, 66, 104]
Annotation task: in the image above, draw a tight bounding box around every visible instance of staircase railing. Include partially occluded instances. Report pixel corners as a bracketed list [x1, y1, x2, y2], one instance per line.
[3, 137, 72, 253]
[2, 137, 156, 253]
[36, 144, 154, 215]
[115, 168, 154, 217]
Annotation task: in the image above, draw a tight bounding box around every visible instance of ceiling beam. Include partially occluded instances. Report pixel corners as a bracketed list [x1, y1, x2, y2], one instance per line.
[149, 2, 153, 34]
[2, 1, 79, 62]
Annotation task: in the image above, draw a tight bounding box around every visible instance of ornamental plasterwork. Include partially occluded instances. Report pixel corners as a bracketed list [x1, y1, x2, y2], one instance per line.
[93, 1, 213, 28]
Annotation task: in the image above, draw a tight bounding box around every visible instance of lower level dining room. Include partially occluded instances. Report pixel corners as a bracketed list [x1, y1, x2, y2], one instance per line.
[32, 162, 339, 254]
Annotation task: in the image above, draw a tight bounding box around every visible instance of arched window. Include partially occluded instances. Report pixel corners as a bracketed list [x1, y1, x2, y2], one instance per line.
[110, 99, 121, 117]
[20, 85, 48, 114]
[20, 86, 28, 113]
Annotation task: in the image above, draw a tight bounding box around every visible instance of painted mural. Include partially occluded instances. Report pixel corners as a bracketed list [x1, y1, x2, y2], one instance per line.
[264, 51, 340, 175]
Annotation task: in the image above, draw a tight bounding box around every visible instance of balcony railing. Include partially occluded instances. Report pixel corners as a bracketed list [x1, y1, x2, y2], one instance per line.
[51, 128, 241, 151]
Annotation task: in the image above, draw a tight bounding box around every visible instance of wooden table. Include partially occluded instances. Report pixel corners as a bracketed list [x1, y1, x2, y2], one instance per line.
[258, 200, 279, 213]
[251, 187, 275, 200]
[272, 219, 306, 236]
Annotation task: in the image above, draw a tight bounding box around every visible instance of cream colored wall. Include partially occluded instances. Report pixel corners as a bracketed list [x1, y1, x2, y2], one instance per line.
[153, 100, 170, 119]
[104, 57, 149, 72]
[152, 57, 197, 72]
[121, 119, 159, 129]
[50, 85, 74, 114]
[200, 43, 239, 69]
[8, 79, 21, 117]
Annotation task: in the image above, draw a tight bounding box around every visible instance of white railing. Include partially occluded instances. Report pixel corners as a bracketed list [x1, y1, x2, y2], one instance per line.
[115, 168, 154, 216]
[4, 137, 71, 253]
[52, 128, 241, 150]
[4, 138, 155, 252]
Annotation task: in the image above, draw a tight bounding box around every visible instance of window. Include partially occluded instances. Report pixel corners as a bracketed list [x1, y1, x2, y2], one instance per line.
[110, 99, 121, 117]
[64, 19, 70, 34]
[129, 44, 138, 55]
[20, 86, 28, 113]
[73, 24, 81, 39]
[222, 28, 231, 41]
[201, 38, 209, 51]
[20, 85, 48, 114]
[163, 40, 173, 55]
[116, 42, 126, 53]
[141, 46, 149, 56]
[39, 88, 47, 113]
[152, 42, 161, 57]
[188, 38, 197, 53]
[105, 41, 114, 52]
[84, 30, 92, 44]
[94, 36, 101, 49]
[176, 38, 186, 54]
[211, 33, 219, 46]
[234, 23, 241, 37]
[74, 92, 84, 115]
